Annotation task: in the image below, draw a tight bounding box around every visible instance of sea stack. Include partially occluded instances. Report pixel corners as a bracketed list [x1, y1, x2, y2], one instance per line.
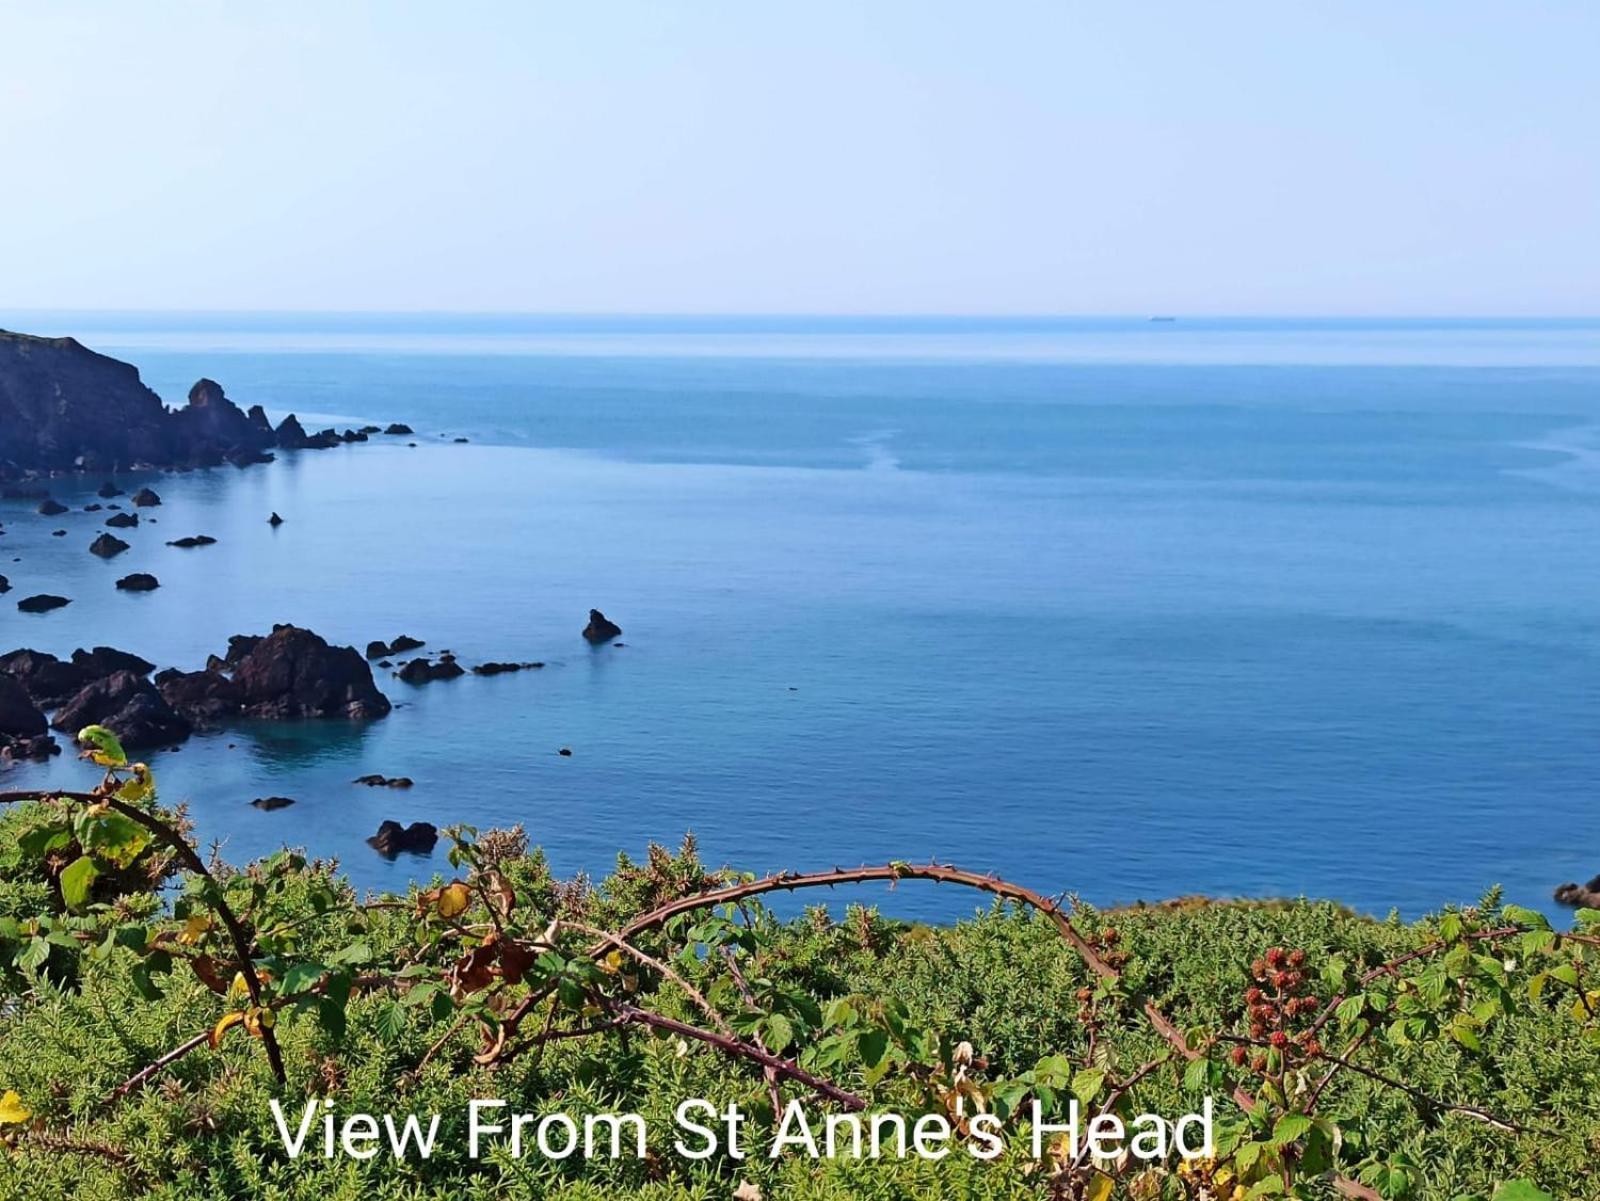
[582, 608, 623, 643]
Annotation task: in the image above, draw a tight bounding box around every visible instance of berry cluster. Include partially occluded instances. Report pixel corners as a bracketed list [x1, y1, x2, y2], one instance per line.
[1229, 946, 1323, 1076]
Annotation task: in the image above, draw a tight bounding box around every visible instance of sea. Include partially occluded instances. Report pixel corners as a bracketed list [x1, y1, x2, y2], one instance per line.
[3, 314, 1599, 923]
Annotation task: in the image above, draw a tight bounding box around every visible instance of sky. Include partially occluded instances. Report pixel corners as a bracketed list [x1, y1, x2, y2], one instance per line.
[1, 1, 1597, 316]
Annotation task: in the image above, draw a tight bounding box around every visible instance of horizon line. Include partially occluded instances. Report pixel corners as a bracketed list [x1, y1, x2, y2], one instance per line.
[4, 308, 1599, 323]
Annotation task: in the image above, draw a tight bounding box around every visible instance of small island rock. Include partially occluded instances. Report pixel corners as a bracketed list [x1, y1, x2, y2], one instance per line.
[582, 608, 623, 643]
[368, 820, 438, 856]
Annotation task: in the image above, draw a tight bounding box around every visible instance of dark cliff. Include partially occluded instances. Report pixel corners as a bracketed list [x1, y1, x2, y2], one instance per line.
[0, 330, 334, 477]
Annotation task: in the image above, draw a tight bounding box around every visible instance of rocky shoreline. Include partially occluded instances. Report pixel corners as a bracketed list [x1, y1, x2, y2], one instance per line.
[1, 329, 411, 478]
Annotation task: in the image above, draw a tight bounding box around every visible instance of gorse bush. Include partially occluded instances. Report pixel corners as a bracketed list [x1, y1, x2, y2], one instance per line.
[0, 728, 1596, 1200]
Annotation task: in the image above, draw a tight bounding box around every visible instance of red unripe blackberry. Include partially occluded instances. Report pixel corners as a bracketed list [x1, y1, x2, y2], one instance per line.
[1245, 987, 1264, 1005]
[1269, 1031, 1289, 1048]
[1266, 947, 1287, 969]
[1288, 949, 1306, 968]
[1230, 1045, 1248, 1067]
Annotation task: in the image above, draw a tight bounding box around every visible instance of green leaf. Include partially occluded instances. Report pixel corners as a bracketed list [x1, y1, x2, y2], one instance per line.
[1183, 1056, 1210, 1092]
[60, 855, 100, 911]
[315, 996, 348, 1039]
[1272, 1113, 1313, 1146]
[76, 724, 127, 766]
[857, 1029, 889, 1070]
[1492, 1183, 1555, 1201]
[765, 1012, 795, 1053]
[1501, 905, 1550, 932]
[1071, 1067, 1107, 1106]
[375, 1001, 407, 1041]
[76, 812, 151, 868]
[17, 824, 72, 858]
[279, 962, 328, 996]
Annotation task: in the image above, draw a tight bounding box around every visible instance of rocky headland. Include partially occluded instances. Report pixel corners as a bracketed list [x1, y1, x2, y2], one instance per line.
[0, 329, 407, 478]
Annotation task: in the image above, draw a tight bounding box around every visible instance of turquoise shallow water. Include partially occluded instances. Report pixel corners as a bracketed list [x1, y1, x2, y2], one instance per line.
[3, 316, 1600, 920]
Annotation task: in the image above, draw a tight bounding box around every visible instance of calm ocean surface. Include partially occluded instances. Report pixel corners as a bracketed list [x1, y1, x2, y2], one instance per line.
[4, 315, 1599, 921]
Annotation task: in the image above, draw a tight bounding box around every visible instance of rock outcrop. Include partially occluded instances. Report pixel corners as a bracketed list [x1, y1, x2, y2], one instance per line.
[166, 535, 216, 548]
[71, 646, 155, 677]
[230, 625, 392, 719]
[0, 675, 56, 763]
[130, 487, 161, 507]
[0, 649, 91, 707]
[0, 330, 412, 477]
[397, 654, 464, 684]
[89, 532, 130, 558]
[105, 512, 138, 528]
[17, 594, 70, 613]
[156, 669, 242, 726]
[51, 671, 191, 749]
[472, 661, 545, 675]
[1555, 877, 1600, 909]
[116, 572, 160, 592]
[582, 608, 623, 643]
[367, 820, 438, 856]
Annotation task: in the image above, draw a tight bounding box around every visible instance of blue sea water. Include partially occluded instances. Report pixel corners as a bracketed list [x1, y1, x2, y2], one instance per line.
[4, 315, 1600, 922]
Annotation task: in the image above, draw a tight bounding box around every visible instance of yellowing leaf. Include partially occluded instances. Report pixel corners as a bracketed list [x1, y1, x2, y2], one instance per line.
[179, 915, 212, 945]
[0, 1090, 30, 1124]
[436, 882, 472, 919]
[76, 724, 127, 767]
[116, 764, 154, 804]
[210, 1011, 246, 1049]
[1084, 1171, 1113, 1201]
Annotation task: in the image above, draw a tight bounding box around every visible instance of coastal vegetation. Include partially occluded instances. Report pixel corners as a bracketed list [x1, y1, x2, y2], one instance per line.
[0, 737, 1593, 1200]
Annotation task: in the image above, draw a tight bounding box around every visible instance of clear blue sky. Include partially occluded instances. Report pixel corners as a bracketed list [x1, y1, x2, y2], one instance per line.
[3, 1, 1596, 315]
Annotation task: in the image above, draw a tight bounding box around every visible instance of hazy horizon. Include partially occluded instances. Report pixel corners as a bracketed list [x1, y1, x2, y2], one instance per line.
[4, 2, 1598, 316]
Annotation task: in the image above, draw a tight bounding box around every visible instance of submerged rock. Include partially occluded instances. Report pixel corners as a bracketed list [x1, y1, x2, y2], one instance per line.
[250, 796, 296, 811]
[166, 535, 216, 548]
[367, 820, 438, 856]
[97, 481, 123, 498]
[230, 625, 392, 719]
[16, 594, 70, 613]
[116, 572, 160, 592]
[104, 511, 139, 528]
[472, 661, 545, 675]
[354, 774, 414, 788]
[582, 608, 623, 644]
[52, 670, 192, 749]
[89, 532, 130, 558]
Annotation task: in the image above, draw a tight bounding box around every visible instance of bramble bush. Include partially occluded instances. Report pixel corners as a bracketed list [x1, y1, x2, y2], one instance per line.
[0, 728, 1596, 1199]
